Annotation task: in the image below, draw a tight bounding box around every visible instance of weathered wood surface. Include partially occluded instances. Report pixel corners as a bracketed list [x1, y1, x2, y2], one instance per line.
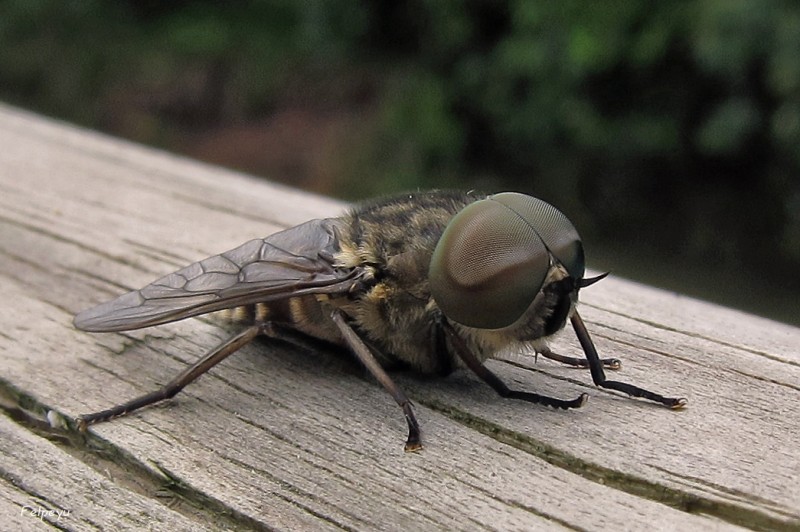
[1, 102, 798, 531]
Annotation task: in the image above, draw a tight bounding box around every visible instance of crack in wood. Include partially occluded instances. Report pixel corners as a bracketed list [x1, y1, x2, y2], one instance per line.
[417, 398, 799, 532]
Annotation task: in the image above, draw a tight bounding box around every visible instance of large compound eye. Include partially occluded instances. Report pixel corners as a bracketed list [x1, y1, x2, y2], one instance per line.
[429, 193, 584, 329]
[490, 192, 585, 280]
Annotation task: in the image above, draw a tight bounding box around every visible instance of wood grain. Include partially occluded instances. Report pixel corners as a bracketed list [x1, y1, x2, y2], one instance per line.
[1, 103, 798, 531]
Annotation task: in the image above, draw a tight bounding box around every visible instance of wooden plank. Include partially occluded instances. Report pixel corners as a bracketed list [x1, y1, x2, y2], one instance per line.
[0, 102, 798, 530]
[0, 414, 214, 531]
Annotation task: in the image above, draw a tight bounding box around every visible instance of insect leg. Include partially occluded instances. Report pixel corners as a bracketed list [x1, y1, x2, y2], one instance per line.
[329, 309, 422, 452]
[430, 317, 454, 376]
[537, 346, 621, 370]
[571, 311, 687, 408]
[77, 324, 263, 430]
[442, 321, 588, 409]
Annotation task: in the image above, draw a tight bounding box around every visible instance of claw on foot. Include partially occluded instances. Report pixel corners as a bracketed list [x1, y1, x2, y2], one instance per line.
[669, 397, 688, 409]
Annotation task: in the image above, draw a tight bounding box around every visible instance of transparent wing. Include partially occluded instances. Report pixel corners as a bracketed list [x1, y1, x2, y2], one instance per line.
[74, 218, 361, 332]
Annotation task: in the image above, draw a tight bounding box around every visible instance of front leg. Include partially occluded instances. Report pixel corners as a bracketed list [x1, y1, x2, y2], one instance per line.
[571, 311, 687, 409]
[537, 345, 621, 370]
[442, 320, 587, 409]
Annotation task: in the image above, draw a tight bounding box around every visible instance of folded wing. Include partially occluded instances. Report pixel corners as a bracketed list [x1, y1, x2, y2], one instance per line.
[74, 218, 360, 332]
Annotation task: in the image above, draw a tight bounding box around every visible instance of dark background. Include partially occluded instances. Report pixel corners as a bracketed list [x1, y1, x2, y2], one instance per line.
[2, 1, 798, 325]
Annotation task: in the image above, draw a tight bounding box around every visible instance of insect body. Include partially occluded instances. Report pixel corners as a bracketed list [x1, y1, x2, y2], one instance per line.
[75, 191, 686, 450]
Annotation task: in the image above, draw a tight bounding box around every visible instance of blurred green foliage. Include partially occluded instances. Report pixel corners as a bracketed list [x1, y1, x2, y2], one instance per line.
[1, 0, 798, 321]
